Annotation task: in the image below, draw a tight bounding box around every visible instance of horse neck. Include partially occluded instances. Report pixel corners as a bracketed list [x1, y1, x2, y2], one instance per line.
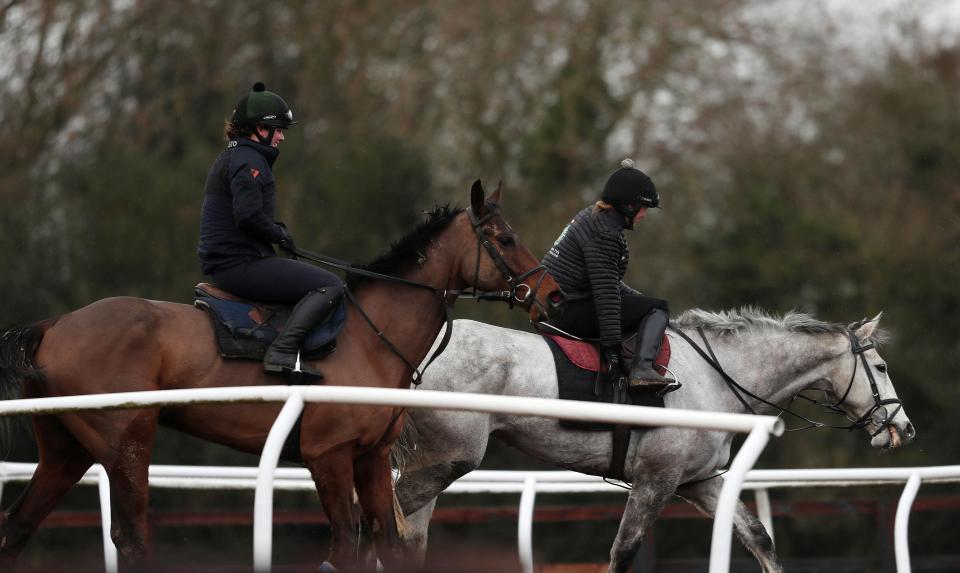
[349, 238, 467, 382]
[702, 330, 848, 413]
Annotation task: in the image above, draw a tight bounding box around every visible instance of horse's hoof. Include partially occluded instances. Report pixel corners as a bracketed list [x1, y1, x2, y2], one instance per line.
[319, 561, 339, 573]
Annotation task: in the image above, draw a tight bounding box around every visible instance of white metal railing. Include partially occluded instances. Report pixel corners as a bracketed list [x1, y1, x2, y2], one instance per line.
[2, 462, 958, 572]
[0, 385, 783, 572]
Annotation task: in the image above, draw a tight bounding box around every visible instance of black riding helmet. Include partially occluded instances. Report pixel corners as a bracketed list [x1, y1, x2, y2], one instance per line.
[601, 158, 659, 229]
[231, 82, 296, 143]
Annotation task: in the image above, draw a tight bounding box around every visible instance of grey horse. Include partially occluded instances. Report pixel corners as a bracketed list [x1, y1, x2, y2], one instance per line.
[393, 308, 915, 573]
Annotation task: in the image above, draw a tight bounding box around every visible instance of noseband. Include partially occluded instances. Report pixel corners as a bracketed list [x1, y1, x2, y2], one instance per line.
[826, 330, 904, 436]
[466, 207, 550, 310]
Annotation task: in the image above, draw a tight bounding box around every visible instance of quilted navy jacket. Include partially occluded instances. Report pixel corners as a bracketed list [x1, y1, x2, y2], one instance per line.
[197, 139, 285, 275]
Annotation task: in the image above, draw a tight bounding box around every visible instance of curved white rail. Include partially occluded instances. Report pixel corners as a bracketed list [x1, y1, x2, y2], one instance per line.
[0, 385, 784, 572]
[0, 385, 784, 435]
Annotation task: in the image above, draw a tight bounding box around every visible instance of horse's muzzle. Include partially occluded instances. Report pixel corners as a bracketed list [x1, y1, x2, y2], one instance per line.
[872, 421, 916, 449]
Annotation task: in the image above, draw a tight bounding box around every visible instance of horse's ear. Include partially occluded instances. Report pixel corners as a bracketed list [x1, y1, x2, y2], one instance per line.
[471, 179, 486, 214]
[853, 312, 882, 341]
[489, 180, 503, 205]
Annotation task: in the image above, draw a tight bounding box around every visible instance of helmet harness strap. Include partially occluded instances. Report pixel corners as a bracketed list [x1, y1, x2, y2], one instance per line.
[254, 125, 276, 146]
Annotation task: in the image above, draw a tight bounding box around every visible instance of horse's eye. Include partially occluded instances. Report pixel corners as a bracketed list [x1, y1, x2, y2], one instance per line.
[497, 235, 515, 247]
[875, 363, 887, 374]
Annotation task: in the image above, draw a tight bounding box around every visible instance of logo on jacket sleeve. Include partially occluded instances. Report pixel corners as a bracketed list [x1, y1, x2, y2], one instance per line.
[250, 168, 260, 179]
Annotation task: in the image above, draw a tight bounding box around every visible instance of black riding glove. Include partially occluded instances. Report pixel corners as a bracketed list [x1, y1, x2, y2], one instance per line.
[276, 222, 297, 255]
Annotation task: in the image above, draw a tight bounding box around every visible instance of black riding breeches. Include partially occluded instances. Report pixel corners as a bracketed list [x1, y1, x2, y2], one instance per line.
[211, 256, 343, 304]
[548, 294, 668, 342]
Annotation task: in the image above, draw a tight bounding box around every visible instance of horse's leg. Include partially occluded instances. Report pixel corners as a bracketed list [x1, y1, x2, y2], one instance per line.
[394, 413, 489, 516]
[392, 413, 488, 565]
[354, 448, 405, 570]
[399, 497, 437, 564]
[353, 412, 409, 570]
[608, 471, 678, 573]
[101, 410, 159, 568]
[305, 445, 361, 571]
[0, 416, 94, 568]
[676, 478, 783, 573]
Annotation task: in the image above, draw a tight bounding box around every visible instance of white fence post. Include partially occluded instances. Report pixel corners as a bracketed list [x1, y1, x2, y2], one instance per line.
[253, 391, 304, 573]
[97, 466, 118, 573]
[895, 472, 921, 573]
[518, 475, 537, 573]
[709, 425, 771, 573]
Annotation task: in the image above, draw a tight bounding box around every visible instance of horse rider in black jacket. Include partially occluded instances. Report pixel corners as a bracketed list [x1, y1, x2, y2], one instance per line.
[197, 82, 342, 379]
[542, 159, 674, 394]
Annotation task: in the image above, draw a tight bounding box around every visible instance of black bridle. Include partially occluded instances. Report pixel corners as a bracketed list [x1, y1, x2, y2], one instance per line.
[465, 207, 552, 314]
[801, 329, 903, 436]
[671, 325, 903, 435]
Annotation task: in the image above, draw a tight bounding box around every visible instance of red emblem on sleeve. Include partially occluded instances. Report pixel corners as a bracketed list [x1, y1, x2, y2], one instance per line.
[250, 168, 260, 179]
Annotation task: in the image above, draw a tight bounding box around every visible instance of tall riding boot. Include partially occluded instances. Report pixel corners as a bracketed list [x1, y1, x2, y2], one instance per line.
[264, 287, 341, 379]
[628, 309, 675, 393]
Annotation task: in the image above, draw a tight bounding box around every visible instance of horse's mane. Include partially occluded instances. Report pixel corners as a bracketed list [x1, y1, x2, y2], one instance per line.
[673, 306, 889, 344]
[347, 204, 464, 288]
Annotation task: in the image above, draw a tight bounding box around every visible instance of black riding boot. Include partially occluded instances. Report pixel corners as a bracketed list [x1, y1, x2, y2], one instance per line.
[628, 309, 675, 393]
[263, 288, 341, 379]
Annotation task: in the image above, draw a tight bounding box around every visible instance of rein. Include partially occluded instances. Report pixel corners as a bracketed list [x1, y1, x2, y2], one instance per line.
[290, 206, 544, 387]
[669, 325, 902, 434]
[291, 246, 454, 386]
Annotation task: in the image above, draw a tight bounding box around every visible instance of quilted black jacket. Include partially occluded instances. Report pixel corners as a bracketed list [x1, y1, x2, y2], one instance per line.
[542, 206, 639, 345]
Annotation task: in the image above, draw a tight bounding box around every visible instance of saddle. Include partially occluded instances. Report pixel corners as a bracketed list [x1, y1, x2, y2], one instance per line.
[193, 283, 347, 361]
[535, 324, 673, 482]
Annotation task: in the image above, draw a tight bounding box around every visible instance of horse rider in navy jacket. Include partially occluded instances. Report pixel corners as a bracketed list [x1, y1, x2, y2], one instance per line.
[542, 159, 675, 394]
[198, 82, 342, 379]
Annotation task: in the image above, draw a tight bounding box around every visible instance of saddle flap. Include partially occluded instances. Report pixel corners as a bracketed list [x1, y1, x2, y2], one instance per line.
[543, 336, 666, 435]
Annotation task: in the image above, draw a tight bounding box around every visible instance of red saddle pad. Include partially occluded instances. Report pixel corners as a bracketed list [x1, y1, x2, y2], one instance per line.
[544, 334, 671, 375]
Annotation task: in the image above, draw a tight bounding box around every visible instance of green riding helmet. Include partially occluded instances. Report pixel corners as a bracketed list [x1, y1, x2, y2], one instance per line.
[231, 82, 297, 129]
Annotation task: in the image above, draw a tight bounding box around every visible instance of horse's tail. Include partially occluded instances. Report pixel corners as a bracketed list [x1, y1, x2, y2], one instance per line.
[390, 414, 421, 475]
[0, 323, 45, 400]
[0, 322, 47, 452]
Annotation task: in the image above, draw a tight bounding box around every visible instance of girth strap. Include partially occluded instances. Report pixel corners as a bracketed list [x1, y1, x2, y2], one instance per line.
[608, 423, 631, 482]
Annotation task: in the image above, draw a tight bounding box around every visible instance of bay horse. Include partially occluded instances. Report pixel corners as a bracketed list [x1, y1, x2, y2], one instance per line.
[0, 181, 561, 571]
[394, 310, 915, 573]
